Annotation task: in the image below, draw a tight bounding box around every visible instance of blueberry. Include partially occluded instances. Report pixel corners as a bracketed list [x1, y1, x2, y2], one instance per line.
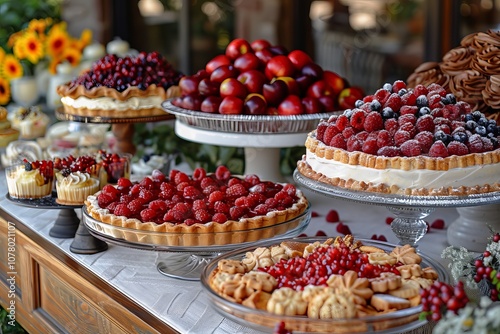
[383, 83, 393, 92]
[487, 123, 498, 136]
[465, 120, 477, 131]
[472, 110, 483, 121]
[397, 88, 408, 96]
[343, 109, 354, 118]
[446, 93, 456, 104]
[452, 131, 468, 143]
[464, 114, 474, 122]
[477, 117, 489, 127]
[370, 99, 382, 111]
[381, 107, 395, 119]
[416, 95, 428, 108]
[434, 130, 451, 144]
[475, 125, 487, 136]
[355, 100, 364, 108]
[24, 162, 32, 171]
[418, 106, 431, 116]
[441, 96, 450, 105]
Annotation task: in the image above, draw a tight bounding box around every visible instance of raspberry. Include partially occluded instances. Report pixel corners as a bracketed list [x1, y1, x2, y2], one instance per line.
[435, 124, 451, 135]
[443, 104, 461, 120]
[384, 118, 399, 135]
[398, 114, 416, 126]
[431, 108, 444, 118]
[117, 177, 133, 188]
[128, 198, 145, 214]
[481, 137, 494, 151]
[227, 177, 241, 187]
[139, 176, 154, 189]
[356, 131, 369, 141]
[208, 190, 225, 203]
[335, 114, 350, 131]
[392, 80, 406, 93]
[149, 199, 168, 212]
[212, 212, 228, 224]
[413, 84, 428, 97]
[394, 130, 412, 146]
[342, 127, 355, 139]
[427, 83, 446, 96]
[456, 101, 471, 114]
[130, 183, 142, 195]
[120, 194, 134, 203]
[401, 91, 417, 106]
[151, 170, 166, 182]
[106, 202, 119, 212]
[336, 222, 352, 235]
[326, 209, 340, 222]
[374, 89, 390, 104]
[226, 183, 249, 198]
[377, 146, 400, 157]
[447, 141, 469, 156]
[428, 94, 444, 109]
[184, 219, 197, 226]
[346, 136, 363, 152]
[114, 203, 132, 217]
[399, 122, 417, 138]
[174, 171, 190, 185]
[400, 139, 422, 157]
[214, 200, 230, 213]
[416, 114, 434, 132]
[176, 181, 191, 192]
[363, 111, 384, 132]
[194, 209, 212, 223]
[191, 199, 207, 211]
[192, 167, 207, 181]
[248, 192, 266, 204]
[363, 95, 375, 103]
[170, 202, 191, 220]
[244, 174, 261, 186]
[323, 123, 340, 145]
[254, 203, 271, 215]
[362, 138, 378, 154]
[200, 176, 217, 189]
[330, 133, 347, 149]
[377, 130, 394, 148]
[183, 185, 203, 199]
[429, 141, 449, 158]
[468, 134, 484, 153]
[399, 105, 417, 116]
[229, 206, 247, 220]
[139, 189, 155, 202]
[384, 93, 402, 112]
[140, 208, 157, 222]
[215, 165, 231, 180]
[283, 184, 297, 196]
[414, 131, 434, 153]
[316, 121, 328, 141]
[101, 184, 120, 199]
[350, 109, 366, 130]
[97, 193, 114, 208]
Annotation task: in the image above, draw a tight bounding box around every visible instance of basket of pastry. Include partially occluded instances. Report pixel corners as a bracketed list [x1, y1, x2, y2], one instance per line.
[201, 235, 449, 333]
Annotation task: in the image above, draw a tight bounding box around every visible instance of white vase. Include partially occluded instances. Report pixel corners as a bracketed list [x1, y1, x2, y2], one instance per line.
[447, 204, 500, 252]
[10, 76, 39, 107]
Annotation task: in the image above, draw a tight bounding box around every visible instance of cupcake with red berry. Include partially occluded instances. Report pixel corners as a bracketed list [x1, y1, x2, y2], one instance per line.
[53, 155, 100, 205]
[6, 159, 54, 199]
[56, 51, 182, 118]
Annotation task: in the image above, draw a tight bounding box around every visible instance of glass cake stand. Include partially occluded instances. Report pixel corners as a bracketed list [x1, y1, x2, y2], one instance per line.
[83, 206, 311, 281]
[293, 169, 500, 247]
[162, 100, 339, 182]
[5, 193, 108, 254]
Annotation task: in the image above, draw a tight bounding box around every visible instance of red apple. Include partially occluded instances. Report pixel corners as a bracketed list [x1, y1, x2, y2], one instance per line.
[301, 62, 324, 80]
[201, 96, 222, 113]
[255, 48, 274, 64]
[179, 76, 201, 95]
[319, 95, 336, 112]
[234, 53, 262, 72]
[225, 38, 252, 60]
[265, 55, 295, 80]
[307, 80, 335, 98]
[338, 86, 365, 110]
[219, 96, 244, 114]
[244, 94, 267, 115]
[181, 93, 203, 110]
[251, 39, 272, 52]
[287, 50, 313, 70]
[262, 80, 288, 106]
[220, 78, 247, 99]
[237, 70, 267, 94]
[210, 65, 239, 83]
[205, 54, 231, 74]
[273, 76, 299, 96]
[193, 69, 210, 80]
[323, 70, 346, 95]
[301, 96, 324, 114]
[278, 95, 304, 115]
[198, 78, 220, 96]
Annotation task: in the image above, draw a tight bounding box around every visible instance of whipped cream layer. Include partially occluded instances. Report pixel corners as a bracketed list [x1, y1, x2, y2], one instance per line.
[57, 171, 96, 188]
[61, 96, 163, 111]
[306, 150, 500, 190]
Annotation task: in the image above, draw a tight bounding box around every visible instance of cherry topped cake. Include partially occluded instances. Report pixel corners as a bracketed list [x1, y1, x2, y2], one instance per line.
[84, 166, 308, 246]
[297, 81, 500, 196]
[57, 51, 182, 118]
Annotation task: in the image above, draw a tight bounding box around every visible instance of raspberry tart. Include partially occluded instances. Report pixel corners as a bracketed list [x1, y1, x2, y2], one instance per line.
[57, 51, 182, 118]
[297, 81, 500, 196]
[84, 166, 309, 246]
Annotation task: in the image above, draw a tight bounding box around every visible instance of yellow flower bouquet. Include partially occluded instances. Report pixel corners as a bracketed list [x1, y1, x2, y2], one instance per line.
[0, 18, 92, 105]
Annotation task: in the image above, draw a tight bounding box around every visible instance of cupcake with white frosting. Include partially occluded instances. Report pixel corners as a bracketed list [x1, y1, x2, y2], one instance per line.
[55, 170, 99, 205]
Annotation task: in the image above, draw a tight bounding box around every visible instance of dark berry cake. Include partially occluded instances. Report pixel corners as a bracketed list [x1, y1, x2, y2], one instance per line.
[297, 81, 500, 196]
[57, 52, 182, 118]
[84, 166, 308, 246]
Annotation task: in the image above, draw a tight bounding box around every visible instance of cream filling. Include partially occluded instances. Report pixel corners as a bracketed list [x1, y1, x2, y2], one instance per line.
[61, 96, 163, 111]
[10, 168, 41, 185]
[57, 171, 96, 188]
[306, 150, 500, 190]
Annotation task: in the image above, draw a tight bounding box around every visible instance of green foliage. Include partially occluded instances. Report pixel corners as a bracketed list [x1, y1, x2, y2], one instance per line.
[0, 306, 27, 334]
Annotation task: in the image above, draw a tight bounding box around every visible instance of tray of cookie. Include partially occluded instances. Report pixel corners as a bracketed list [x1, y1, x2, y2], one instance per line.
[200, 235, 449, 333]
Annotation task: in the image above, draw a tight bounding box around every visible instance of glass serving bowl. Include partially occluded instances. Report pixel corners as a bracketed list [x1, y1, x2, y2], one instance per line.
[200, 237, 450, 333]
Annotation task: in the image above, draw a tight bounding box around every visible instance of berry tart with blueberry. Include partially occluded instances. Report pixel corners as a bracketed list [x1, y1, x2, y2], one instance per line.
[57, 51, 182, 118]
[84, 166, 309, 246]
[6, 159, 54, 199]
[297, 81, 500, 196]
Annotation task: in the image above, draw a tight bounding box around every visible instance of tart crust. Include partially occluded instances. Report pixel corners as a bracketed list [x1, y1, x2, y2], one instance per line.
[299, 130, 500, 196]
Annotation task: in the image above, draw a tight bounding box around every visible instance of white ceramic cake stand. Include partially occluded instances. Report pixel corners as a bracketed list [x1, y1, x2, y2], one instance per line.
[293, 169, 500, 248]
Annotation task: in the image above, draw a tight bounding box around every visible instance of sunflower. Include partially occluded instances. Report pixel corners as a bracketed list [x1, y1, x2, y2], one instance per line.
[62, 47, 82, 67]
[78, 29, 93, 51]
[27, 18, 49, 37]
[17, 31, 44, 64]
[46, 25, 69, 58]
[2, 54, 23, 79]
[0, 77, 11, 105]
